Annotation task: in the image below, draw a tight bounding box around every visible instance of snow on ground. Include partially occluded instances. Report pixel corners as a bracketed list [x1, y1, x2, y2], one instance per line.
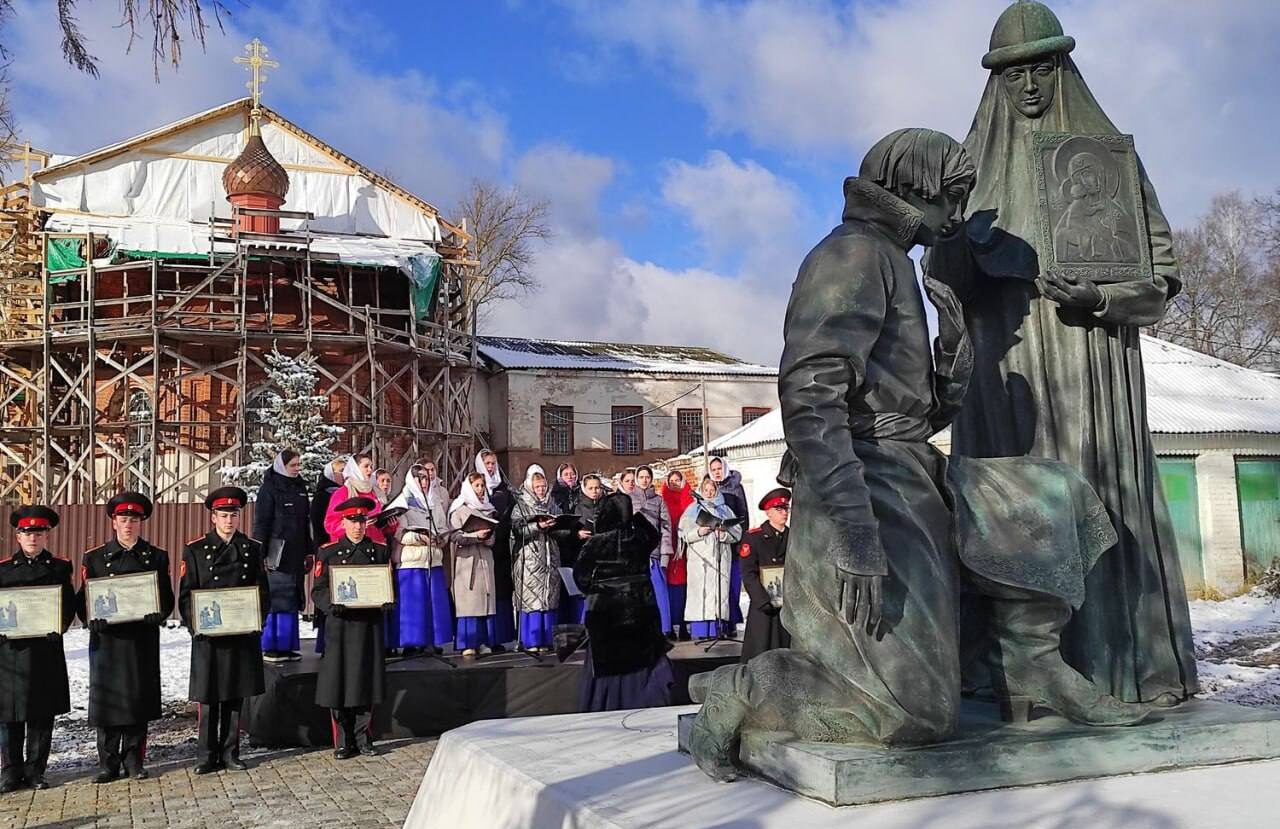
[1190, 590, 1280, 708]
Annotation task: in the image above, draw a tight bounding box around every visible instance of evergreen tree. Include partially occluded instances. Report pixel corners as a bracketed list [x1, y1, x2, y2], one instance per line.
[221, 349, 343, 495]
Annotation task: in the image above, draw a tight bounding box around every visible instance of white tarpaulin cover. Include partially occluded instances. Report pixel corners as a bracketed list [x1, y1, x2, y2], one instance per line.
[32, 101, 442, 244]
[43, 212, 441, 273]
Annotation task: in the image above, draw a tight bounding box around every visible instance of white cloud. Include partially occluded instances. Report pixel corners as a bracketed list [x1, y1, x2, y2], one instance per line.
[514, 144, 615, 239]
[566, 0, 1280, 224]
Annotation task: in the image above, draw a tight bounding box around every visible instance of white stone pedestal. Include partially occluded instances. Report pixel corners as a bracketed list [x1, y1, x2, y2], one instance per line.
[405, 705, 1280, 828]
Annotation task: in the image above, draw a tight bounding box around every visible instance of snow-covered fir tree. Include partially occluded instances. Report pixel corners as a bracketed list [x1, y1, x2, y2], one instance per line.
[221, 349, 344, 495]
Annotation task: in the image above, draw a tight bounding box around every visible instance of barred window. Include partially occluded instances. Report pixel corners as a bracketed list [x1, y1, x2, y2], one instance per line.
[742, 407, 769, 425]
[541, 405, 573, 455]
[677, 408, 703, 455]
[611, 406, 643, 456]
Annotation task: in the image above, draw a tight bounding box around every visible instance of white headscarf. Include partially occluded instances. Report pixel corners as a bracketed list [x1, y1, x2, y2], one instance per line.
[343, 456, 374, 493]
[475, 450, 504, 491]
[272, 451, 298, 478]
[520, 464, 552, 511]
[449, 477, 495, 517]
[389, 466, 428, 511]
[324, 457, 345, 486]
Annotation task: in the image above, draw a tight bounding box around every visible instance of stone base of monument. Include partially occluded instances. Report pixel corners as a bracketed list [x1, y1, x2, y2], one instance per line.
[676, 698, 1280, 806]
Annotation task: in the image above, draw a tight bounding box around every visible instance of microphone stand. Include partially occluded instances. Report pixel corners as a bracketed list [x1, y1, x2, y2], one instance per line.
[695, 515, 737, 653]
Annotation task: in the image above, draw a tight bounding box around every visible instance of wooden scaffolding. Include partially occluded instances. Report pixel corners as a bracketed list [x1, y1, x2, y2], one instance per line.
[0, 205, 479, 504]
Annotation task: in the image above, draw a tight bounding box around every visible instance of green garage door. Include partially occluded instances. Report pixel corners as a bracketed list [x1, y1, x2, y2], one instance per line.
[1157, 459, 1204, 595]
[1237, 459, 1280, 581]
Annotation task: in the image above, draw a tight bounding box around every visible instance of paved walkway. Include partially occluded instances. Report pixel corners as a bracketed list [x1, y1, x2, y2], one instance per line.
[0, 739, 436, 829]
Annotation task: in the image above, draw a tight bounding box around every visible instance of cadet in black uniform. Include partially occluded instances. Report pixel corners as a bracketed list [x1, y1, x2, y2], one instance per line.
[76, 493, 175, 783]
[311, 496, 392, 759]
[739, 488, 791, 662]
[178, 487, 270, 774]
[0, 507, 76, 792]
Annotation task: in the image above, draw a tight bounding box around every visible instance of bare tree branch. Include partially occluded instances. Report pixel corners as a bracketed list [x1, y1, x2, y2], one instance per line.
[1149, 191, 1280, 370]
[54, 0, 229, 80]
[454, 179, 551, 322]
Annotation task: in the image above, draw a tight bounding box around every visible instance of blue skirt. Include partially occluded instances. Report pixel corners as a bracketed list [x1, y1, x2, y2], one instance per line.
[455, 615, 497, 650]
[261, 612, 300, 652]
[578, 650, 675, 712]
[690, 620, 729, 638]
[493, 595, 517, 645]
[728, 557, 743, 626]
[650, 561, 672, 633]
[518, 610, 557, 649]
[395, 568, 432, 649]
[669, 584, 687, 628]
[429, 566, 455, 647]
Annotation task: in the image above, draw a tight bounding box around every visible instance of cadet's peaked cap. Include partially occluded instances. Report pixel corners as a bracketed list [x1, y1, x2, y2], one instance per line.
[337, 496, 377, 519]
[106, 492, 153, 520]
[205, 486, 249, 512]
[758, 487, 792, 511]
[10, 505, 59, 531]
[982, 0, 1075, 70]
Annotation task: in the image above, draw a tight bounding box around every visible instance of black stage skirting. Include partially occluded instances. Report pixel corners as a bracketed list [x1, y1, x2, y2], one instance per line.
[244, 641, 741, 747]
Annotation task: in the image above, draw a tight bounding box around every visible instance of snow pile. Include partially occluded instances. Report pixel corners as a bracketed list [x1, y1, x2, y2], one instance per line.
[1191, 591, 1280, 708]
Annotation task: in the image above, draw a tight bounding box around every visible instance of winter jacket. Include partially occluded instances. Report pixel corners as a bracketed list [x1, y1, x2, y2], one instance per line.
[660, 482, 694, 585]
[629, 486, 673, 568]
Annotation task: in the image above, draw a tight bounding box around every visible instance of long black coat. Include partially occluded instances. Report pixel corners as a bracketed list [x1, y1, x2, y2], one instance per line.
[254, 469, 312, 612]
[178, 530, 270, 703]
[574, 498, 670, 677]
[0, 550, 76, 721]
[311, 536, 389, 708]
[76, 539, 176, 727]
[310, 476, 341, 548]
[740, 523, 790, 662]
[489, 483, 517, 607]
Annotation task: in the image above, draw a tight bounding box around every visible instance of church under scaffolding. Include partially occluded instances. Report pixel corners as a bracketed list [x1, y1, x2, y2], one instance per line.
[0, 95, 480, 505]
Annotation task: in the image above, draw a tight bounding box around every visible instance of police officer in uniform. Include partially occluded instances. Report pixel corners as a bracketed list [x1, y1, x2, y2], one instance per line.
[0, 507, 76, 792]
[311, 496, 391, 759]
[76, 493, 175, 783]
[178, 487, 270, 774]
[739, 488, 791, 662]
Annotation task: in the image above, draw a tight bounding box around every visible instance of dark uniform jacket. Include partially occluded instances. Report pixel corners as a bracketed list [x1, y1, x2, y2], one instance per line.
[76, 539, 176, 727]
[740, 523, 791, 661]
[0, 550, 76, 721]
[489, 483, 517, 613]
[253, 470, 313, 613]
[311, 536, 390, 708]
[178, 530, 271, 703]
[574, 502, 670, 677]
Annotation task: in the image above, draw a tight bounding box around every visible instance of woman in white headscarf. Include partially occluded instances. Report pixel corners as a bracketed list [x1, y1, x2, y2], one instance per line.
[323, 454, 391, 544]
[389, 462, 453, 654]
[510, 465, 570, 652]
[475, 450, 517, 649]
[253, 449, 312, 662]
[679, 476, 743, 637]
[450, 471, 499, 656]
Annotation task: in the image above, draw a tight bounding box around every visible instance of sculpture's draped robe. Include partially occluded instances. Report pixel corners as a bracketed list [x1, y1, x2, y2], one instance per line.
[927, 56, 1197, 702]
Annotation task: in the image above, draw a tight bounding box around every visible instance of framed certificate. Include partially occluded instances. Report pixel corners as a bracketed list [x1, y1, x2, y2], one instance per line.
[0, 584, 62, 639]
[329, 564, 393, 609]
[191, 586, 262, 636]
[759, 565, 784, 608]
[85, 571, 160, 624]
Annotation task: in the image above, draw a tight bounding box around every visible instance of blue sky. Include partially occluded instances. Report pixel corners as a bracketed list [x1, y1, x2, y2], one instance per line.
[7, 0, 1280, 361]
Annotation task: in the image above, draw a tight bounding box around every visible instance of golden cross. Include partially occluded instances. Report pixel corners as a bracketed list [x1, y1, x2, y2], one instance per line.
[234, 38, 278, 136]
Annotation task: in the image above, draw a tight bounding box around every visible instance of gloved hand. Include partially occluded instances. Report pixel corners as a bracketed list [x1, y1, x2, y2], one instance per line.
[142, 612, 165, 626]
[88, 618, 110, 634]
[381, 602, 395, 612]
[328, 604, 347, 619]
[45, 631, 62, 642]
[0, 633, 8, 645]
[192, 632, 209, 642]
[761, 603, 782, 616]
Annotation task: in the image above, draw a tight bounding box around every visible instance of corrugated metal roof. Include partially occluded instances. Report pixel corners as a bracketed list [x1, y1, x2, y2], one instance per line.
[477, 336, 778, 376]
[693, 335, 1280, 453]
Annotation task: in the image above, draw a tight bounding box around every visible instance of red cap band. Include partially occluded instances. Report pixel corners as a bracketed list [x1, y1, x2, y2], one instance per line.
[113, 502, 145, 516]
[342, 508, 368, 519]
[763, 496, 790, 511]
[17, 517, 50, 530]
[212, 497, 240, 509]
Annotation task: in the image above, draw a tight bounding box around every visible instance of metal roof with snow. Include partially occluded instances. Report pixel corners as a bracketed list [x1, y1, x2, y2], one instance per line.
[477, 337, 778, 377]
[687, 335, 1280, 455]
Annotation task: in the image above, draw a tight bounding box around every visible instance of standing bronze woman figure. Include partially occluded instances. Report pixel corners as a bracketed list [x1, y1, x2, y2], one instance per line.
[929, 0, 1197, 704]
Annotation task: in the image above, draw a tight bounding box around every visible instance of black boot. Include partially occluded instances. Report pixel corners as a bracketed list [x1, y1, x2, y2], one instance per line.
[988, 596, 1150, 727]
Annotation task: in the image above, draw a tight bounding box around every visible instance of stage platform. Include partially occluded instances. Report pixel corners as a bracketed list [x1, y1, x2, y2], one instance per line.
[406, 705, 1280, 829]
[243, 640, 740, 747]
